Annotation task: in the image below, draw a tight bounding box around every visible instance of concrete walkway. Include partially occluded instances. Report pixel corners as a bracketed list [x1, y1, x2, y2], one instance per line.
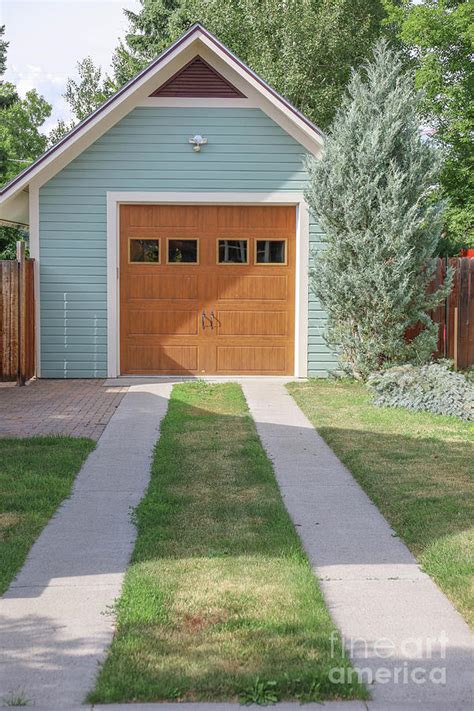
[242, 381, 474, 710]
[0, 382, 172, 708]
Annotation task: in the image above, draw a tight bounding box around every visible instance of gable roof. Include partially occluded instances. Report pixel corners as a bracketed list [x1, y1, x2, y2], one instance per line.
[0, 23, 324, 213]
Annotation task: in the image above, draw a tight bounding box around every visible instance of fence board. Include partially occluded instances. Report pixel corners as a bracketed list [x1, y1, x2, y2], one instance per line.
[0, 257, 35, 381]
[433, 257, 474, 369]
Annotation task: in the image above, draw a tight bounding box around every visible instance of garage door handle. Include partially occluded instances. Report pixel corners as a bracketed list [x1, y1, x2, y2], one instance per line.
[201, 310, 206, 330]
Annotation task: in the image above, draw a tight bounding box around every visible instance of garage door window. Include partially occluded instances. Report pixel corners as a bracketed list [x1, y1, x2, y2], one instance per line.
[167, 239, 199, 263]
[255, 240, 286, 264]
[218, 239, 248, 264]
[129, 238, 160, 263]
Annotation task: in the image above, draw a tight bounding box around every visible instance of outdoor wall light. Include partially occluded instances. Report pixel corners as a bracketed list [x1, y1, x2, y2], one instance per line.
[189, 134, 208, 152]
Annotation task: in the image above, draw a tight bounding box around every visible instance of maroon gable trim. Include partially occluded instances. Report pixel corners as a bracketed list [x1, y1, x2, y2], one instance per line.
[150, 56, 246, 98]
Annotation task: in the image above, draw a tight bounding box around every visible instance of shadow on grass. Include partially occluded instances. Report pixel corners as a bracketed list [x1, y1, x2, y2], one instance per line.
[312, 424, 474, 552]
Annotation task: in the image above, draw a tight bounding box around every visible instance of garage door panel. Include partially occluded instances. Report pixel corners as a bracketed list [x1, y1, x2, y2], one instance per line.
[127, 310, 198, 335]
[217, 275, 288, 301]
[216, 310, 287, 336]
[216, 205, 294, 230]
[125, 345, 198, 372]
[216, 346, 287, 373]
[128, 274, 198, 300]
[126, 204, 155, 228]
[153, 204, 202, 229]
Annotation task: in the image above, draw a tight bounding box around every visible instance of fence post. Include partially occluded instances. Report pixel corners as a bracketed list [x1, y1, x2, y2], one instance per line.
[16, 241, 26, 386]
[453, 306, 459, 371]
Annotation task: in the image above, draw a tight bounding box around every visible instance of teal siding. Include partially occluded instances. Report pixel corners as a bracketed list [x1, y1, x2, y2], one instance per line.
[39, 106, 336, 377]
[307, 214, 338, 377]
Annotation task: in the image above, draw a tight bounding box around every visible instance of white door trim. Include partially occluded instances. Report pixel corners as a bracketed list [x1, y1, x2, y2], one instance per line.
[106, 191, 309, 378]
[28, 183, 41, 378]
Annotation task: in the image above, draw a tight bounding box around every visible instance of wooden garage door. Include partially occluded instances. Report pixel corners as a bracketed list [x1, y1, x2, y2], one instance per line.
[120, 205, 295, 375]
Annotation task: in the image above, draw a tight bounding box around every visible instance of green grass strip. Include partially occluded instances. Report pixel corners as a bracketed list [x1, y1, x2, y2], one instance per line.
[288, 380, 474, 628]
[90, 382, 366, 704]
[0, 436, 95, 595]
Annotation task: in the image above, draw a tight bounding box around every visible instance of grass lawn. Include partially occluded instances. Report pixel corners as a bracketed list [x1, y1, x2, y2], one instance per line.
[288, 380, 474, 627]
[0, 436, 95, 595]
[89, 382, 367, 704]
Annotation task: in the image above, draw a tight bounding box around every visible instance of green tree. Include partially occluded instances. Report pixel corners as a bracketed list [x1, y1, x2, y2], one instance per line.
[65, 57, 114, 122]
[0, 26, 51, 257]
[0, 25, 8, 77]
[48, 57, 115, 145]
[384, 0, 474, 253]
[305, 40, 452, 380]
[113, 0, 183, 86]
[0, 87, 51, 185]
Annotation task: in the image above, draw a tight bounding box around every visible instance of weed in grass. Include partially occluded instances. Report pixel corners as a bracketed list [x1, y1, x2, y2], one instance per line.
[295, 680, 323, 703]
[240, 678, 279, 705]
[2, 690, 30, 706]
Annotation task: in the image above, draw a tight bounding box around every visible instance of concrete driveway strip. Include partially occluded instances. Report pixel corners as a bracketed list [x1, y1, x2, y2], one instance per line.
[0, 382, 172, 709]
[242, 381, 474, 710]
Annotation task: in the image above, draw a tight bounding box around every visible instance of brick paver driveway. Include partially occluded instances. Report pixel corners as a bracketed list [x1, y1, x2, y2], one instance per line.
[0, 379, 128, 440]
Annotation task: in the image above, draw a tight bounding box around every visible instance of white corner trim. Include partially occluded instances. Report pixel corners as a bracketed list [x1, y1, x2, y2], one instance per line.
[295, 202, 310, 378]
[28, 184, 41, 378]
[107, 196, 120, 379]
[106, 191, 309, 378]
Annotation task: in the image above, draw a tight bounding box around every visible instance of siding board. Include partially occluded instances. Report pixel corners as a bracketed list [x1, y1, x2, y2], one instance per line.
[39, 106, 336, 377]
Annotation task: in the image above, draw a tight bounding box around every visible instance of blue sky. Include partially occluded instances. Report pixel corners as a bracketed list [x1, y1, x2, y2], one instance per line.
[1, 0, 140, 133]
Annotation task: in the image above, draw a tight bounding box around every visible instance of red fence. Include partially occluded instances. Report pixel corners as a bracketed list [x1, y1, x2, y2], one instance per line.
[431, 257, 474, 369]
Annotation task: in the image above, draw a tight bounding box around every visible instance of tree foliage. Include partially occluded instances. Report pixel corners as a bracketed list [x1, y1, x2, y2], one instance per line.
[0, 86, 51, 185]
[0, 25, 51, 257]
[0, 25, 7, 78]
[384, 0, 474, 253]
[305, 40, 452, 379]
[112, 0, 183, 86]
[48, 57, 115, 145]
[0, 26, 51, 186]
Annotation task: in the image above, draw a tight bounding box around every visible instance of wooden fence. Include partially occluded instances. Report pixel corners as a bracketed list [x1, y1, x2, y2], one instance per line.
[429, 257, 474, 369]
[0, 244, 35, 383]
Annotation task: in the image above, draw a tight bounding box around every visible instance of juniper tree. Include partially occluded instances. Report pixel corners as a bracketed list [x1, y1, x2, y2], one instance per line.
[305, 40, 452, 380]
